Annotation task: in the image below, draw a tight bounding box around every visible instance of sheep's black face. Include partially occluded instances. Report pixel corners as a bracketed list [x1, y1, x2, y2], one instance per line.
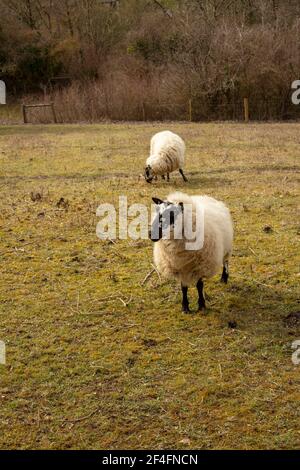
[144, 165, 154, 183]
[149, 197, 183, 242]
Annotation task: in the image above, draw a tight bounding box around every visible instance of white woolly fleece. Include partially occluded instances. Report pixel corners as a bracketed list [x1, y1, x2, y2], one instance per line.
[146, 131, 185, 176]
[153, 192, 234, 286]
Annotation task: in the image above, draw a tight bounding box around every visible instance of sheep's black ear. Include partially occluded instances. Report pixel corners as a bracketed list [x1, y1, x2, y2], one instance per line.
[152, 197, 164, 205]
[179, 202, 184, 212]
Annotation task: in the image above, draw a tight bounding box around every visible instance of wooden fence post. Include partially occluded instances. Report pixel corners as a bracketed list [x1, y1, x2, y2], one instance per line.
[244, 97, 249, 122]
[142, 102, 146, 121]
[188, 98, 192, 122]
[22, 105, 27, 124]
[51, 102, 57, 123]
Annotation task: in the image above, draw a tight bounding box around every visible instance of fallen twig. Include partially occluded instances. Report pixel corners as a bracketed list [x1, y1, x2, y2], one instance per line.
[97, 294, 121, 303]
[63, 407, 100, 425]
[0, 242, 36, 256]
[118, 295, 132, 307]
[110, 247, 127, 259]
[151, 263, 162, 282]
[141, 264, 162, 286]
[141, 268, 155, 286]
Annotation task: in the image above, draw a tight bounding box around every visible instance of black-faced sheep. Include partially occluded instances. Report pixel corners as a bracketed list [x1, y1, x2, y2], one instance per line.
[149, 192, 234, 313]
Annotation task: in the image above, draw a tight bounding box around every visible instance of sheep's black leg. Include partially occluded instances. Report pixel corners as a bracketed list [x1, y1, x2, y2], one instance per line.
[221, 260, 229, 284]
[181, 283, 190, 313]
[167, 173, 170, 181]
[197, 279, 206, 311]
[179, 169, 188, 182]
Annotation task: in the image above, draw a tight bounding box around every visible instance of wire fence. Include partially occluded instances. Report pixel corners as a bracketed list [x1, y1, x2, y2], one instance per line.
[2, 95, 300, 124]
[140, 97, 300, 122]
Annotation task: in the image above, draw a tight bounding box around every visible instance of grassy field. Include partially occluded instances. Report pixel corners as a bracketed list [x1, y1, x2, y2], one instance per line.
[0, 122, 299, 450]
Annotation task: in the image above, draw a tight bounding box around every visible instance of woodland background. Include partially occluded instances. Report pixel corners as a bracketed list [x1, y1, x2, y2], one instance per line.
[1, 0, 300, 121]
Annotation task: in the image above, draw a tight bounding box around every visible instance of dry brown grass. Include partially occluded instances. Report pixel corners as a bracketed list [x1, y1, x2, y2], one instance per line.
[0, 122, 299, 449]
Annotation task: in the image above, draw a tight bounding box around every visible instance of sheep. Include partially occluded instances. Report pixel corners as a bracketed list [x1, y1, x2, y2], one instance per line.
[149, 192, 233, 313]
[144, 131, 188, 183]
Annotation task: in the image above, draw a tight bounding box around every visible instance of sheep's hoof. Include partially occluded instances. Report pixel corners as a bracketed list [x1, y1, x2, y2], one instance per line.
[197, 305, 206, 313]
[182, 306, 191, 314]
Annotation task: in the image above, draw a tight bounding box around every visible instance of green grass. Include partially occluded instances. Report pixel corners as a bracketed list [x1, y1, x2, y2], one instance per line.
[0, 122, 299, 449]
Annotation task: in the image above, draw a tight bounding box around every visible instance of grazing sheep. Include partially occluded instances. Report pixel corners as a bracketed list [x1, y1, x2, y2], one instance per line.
[149, 192, 233, 313]
[144, 131, 188, 183]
